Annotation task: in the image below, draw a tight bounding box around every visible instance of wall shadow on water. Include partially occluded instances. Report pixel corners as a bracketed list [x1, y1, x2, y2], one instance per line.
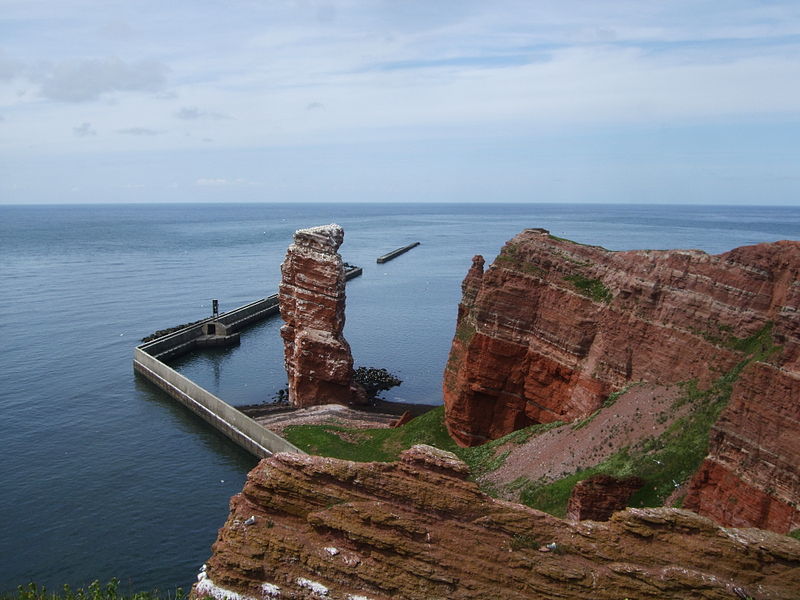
[132, 375, 259, 471]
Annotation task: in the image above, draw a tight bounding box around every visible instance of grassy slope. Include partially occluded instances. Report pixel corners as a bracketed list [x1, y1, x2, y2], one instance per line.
[283, 407, 563, 483]
[285, 325, 779, 520]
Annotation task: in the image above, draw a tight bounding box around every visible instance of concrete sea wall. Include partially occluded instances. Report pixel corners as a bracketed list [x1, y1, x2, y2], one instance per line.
[133, 348, 301, 458]
[133, 266, 363, 457]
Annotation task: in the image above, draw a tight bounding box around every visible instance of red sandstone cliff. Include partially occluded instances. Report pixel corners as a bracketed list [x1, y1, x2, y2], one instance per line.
[279, 224, 365, 408]
[195, 446, 800, 600]
[443, 229, 800, 532]
[566, 475, 643, 522]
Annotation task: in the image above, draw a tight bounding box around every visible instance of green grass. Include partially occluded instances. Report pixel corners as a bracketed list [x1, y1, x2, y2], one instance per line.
[547, 234, 593, 247]
[602, 384, 635, 408]
[563, 274, 613, 303]
[688, 320, 779, 355]
[515, 323, 780, 517]
[284, 407, 564, 481]
[283, 406, 461, 464]
[3, 580, 184, 600]
[571, 409, 600, 431]
[454, 320, 476, 344]
[789, 529, 800, 541]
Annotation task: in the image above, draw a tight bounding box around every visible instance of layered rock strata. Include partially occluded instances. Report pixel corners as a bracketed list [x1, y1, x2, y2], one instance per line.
[566, 475, 644, 522]
[443, 231, 800, 531]
[684, 361, 800, 533]
[279, 224, 365, 408]
[195, 446, 800, 600]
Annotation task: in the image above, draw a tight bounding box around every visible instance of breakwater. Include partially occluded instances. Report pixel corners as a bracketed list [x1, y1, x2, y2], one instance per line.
[133, 266, 362, 457]
[133, 348, 300, 458]
[377, 242, 420, 263]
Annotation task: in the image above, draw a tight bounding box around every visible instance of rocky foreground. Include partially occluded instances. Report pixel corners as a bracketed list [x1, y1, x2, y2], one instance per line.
[195, 445, 800, 600]
[443, 230, 800, 533]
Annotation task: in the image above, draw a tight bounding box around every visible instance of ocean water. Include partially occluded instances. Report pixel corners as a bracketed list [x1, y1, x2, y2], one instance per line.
[1, 203, 798, 593]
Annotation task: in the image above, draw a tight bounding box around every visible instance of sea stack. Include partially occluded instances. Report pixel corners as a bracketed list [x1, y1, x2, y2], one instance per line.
[279, 224, 365, 407]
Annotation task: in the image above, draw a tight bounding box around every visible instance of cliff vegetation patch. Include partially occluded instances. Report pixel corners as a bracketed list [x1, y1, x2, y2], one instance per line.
[563, 274, 613, 303]
[283, 407, 563, 482]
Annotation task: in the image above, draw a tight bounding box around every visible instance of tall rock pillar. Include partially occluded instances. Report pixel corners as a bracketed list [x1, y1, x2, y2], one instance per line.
[279, 224, 365, 407]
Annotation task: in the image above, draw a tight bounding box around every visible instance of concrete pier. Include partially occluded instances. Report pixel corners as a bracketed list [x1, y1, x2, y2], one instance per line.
[133, 265, 363, 457]
[376, 242, 420, 264]
[134, 348, 301, 458]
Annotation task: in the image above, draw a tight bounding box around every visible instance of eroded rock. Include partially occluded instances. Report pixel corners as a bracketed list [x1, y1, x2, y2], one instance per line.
[566, 474, 644, 522]
[279, 224, 366, 407]
[195, 446, 800, 600]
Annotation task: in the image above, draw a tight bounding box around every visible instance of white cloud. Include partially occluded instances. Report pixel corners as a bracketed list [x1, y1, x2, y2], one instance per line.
[175, 106, 230, 120]
[39, 57, 167, 102]
[0, 51, 24, 80]
[73, 122, 96, 137]
[117, 127, 162, 135]
[2, 0, 800, 207]
[195, 177, 254, 186]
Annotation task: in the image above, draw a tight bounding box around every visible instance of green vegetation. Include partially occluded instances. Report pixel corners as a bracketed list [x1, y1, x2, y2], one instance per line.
[454, 320, 476, 343]
[4, 580, 184, 600]
[563, 274, 613, 303]
[514, 323, 780, 517]
[789, 529, 800, 541]
[283, 406, 460, 463]
[688, 319, 779, 355]
[284, 407, 563, 481]
[602, 385, 634, 408]
[571, 409, 600, 431]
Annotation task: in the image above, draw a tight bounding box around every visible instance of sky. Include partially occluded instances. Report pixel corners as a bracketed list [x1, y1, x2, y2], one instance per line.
[1, 0, 799, 205]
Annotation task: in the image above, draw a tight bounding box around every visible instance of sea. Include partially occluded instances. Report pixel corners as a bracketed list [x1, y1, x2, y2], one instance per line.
[1, 202, 799, 594]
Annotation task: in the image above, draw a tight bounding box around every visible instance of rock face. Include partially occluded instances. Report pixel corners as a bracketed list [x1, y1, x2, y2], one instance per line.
[443, 229, 800, 533]
[279, 224, 365, 408]
[195, 446, 800, 600]
[684, 361, 800, 533]
[566, 475, 643, 522]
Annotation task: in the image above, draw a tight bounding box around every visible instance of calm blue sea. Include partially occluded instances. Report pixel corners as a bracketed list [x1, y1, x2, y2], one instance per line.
[1, 203, 798, 593]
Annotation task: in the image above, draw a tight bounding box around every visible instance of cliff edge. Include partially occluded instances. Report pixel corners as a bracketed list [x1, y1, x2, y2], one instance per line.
[195, 446, 800, 600]
[443, 229, 800, 533]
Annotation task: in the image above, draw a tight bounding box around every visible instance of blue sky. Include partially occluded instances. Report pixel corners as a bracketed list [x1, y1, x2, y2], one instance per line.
[1, 0, 799, 204]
